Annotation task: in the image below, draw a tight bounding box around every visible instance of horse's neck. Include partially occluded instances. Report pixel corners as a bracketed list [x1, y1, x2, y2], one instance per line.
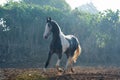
[52, 30, 65, 41]
[51, 22, 66, 40]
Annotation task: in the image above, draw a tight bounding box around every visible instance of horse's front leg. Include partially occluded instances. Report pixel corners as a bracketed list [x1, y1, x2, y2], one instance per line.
[44, 51, 53, 72]
[56, 53, 63, 72]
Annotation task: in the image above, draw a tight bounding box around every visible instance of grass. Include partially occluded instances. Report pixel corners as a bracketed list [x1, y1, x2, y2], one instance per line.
[15, 71, 48, 80]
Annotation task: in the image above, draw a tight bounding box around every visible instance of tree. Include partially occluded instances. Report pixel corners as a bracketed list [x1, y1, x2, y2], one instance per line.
[22, 0, 71, 12]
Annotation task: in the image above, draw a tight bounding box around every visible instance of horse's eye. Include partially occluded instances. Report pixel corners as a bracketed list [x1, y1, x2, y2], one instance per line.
[48, 23, 51, 28]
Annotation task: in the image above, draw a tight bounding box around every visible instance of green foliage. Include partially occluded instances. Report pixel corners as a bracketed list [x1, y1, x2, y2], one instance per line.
[23, 0, 71, 12]
[96, 10, 120, 48]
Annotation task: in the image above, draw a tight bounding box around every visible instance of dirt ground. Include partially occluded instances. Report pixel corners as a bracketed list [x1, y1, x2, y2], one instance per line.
[0, 67, 120, 80]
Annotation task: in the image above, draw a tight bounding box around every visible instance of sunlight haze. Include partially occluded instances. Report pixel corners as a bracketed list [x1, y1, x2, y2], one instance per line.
[0, 0, 20, 5]
[66, 0, 120, 11]
[0, 0, 7, 5]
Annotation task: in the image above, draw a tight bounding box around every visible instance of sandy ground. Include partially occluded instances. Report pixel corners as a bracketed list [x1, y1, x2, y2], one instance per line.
[0, 67, 120, 80]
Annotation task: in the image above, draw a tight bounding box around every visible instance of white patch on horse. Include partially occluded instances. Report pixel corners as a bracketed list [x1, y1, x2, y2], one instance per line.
[59, 32, 70, 53]
[43, 23, 51, 38]
[65, 35, 73, 39]
[56, 59, 61, 66]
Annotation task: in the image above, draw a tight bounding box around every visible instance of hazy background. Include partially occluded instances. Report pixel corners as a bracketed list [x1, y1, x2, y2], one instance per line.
[0, 0, 120, 68]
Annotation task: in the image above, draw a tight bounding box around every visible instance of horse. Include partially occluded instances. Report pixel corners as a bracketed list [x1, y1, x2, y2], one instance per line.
[43, 17, 81, 73]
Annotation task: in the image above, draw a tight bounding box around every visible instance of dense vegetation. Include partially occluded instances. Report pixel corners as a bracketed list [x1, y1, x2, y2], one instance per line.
[0, 0, 120, 68]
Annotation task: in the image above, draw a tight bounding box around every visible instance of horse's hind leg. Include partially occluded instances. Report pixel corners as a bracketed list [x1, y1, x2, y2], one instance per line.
[68, 58, 75, 73]
[70, 63, 75, 73]
[65, 57, 70, 69]
[64, 57, 74, 73]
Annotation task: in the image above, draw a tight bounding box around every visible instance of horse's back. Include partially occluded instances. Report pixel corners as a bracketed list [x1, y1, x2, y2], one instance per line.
[65, 35, 79, 48]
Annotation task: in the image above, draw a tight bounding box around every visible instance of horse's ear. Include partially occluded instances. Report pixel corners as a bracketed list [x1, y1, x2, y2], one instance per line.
[48, 17, 51, 21]
[47, 17, 51, 22]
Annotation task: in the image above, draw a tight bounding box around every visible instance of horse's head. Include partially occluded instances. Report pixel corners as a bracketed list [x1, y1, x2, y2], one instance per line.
[43, 17, 61, 39]
[43, 17, 52, 39]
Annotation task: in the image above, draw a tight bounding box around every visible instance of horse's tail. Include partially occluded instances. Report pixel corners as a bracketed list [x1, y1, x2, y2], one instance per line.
[72, 45, 81, 63]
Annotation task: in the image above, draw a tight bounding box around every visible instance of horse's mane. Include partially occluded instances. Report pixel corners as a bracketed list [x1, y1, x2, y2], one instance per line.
[51, 20, 62, 33]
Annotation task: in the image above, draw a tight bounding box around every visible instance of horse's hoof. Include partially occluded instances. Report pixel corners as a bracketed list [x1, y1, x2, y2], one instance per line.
[56, 66, 63, 72]
[71, 68, 75, 73]
[63, 70, 66, 74]
[57, 67, 64, 72]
